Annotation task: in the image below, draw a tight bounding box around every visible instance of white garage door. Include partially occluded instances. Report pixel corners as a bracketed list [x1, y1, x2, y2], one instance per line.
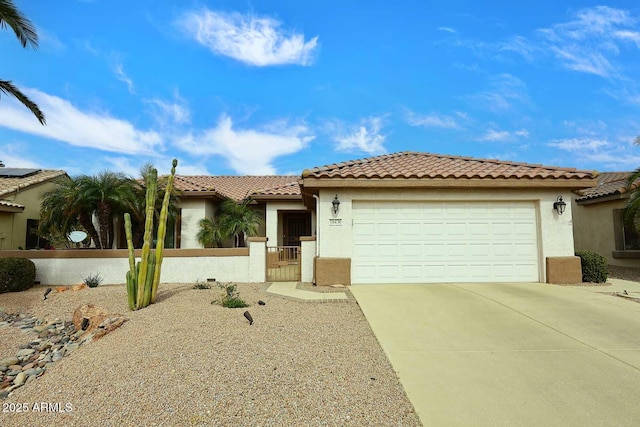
[352, 201, 539, 284]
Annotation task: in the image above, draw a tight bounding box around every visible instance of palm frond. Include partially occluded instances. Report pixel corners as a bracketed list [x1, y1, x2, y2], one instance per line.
[0, 0, 38, 48]
[0, 80, 45, 124]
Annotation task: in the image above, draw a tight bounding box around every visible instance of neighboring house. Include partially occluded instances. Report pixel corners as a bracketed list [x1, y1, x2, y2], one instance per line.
[0, 167, 67, 250]
[299, 152, 596, 284]
[572, 172, 640, 267]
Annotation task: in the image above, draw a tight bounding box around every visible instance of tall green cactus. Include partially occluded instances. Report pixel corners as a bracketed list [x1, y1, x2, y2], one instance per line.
[124, 159, 178, 310]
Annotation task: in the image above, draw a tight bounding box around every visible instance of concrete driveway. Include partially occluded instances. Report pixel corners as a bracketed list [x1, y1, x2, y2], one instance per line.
[351, 280, 640, 426]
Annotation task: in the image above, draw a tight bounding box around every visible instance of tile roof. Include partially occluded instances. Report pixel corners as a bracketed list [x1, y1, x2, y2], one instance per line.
[0, 200, 25, 210]
[0, 169, 67, 198]
[302, 152, 595, 180]
[575, 172, 639, 201]
[252, 181, 301, 197]
[173, 175, 299, 201]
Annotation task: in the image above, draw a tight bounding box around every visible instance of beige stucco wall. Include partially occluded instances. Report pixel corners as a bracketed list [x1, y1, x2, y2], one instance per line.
[0, 180, 60, 250]
[571, 197, 637, 267]
[180, 199, 215, 248]
[316, 188, 577, 282]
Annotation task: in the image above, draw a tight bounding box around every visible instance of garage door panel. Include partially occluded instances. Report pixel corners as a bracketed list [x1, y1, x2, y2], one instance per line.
[352, 201, 539, 284]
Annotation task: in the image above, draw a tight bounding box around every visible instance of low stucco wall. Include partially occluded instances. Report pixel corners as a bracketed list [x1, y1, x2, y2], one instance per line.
[0, 246, 265, 285]
[546, 256, 582, 284]
[315, 257, 351, 286]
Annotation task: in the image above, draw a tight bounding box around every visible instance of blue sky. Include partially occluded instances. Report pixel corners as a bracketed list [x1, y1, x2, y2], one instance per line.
[3, 1, 640, 176]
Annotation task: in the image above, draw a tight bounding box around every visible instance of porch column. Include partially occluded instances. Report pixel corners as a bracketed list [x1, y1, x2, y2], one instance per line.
[300, 236, 316, 283]
[247, 237, 267, 282]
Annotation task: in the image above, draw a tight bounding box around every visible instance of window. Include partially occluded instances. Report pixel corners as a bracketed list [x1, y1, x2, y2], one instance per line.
[614, 209, 640, 251]
[25, 219, 50, 249]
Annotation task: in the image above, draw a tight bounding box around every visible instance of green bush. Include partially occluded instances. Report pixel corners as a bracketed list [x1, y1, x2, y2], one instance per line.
[576, 251, 608, 283]
[0, 258, 36, 293]
[212, 283, 249, 308]
[192, 280, 211, 290]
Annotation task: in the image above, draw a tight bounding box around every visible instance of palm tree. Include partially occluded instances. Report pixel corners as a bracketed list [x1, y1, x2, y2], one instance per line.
[40, 177, 101, 248]
[77, 171, 136, 249]
[215, 198, 264, 247]
[196, 217, 223, 248]
[0, 0, 45, 124]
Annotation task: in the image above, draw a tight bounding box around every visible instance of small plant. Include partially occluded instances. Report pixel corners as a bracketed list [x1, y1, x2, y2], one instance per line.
[193, 281, 211, 290]
[576, 251, 609, 283]
[84, 272, 103, 288]
[0, 258, 36, 293]
[212, 283, 249, 308]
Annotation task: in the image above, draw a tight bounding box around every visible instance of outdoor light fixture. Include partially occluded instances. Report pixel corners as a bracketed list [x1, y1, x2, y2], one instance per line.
[553, 195, 566, 215]
[332, 195, 341, 215]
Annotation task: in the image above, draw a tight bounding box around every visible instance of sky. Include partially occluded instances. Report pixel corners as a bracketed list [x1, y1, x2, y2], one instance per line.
[3, 0, 640, 177]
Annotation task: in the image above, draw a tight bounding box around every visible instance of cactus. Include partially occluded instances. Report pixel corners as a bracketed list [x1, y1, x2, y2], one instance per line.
[151, 159, 177, 304]
[124, 159, 178, 310]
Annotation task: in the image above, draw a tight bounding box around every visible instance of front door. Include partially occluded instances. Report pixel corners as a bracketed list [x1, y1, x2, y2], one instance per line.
[283, 212, 311, 246]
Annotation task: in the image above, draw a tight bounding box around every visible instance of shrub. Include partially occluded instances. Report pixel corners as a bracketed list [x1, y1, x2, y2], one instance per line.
[212, 283, 249, 308]
[84, 272, 103, 288]
[576, 251, 608, 283]
[0, 258, 36, 293]
[193, 281, 211, 290]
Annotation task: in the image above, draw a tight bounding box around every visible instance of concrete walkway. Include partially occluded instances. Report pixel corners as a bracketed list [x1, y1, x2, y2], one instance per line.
[266, 282, 348, 302]
[351, 282, 640, 426]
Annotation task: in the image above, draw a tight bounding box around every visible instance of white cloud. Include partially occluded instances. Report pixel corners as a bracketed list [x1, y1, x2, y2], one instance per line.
[548, 138, 609, 151]
[146, 95, 191, 126]
[326, 117, 387, 155]
[405, 110, 459, 129]
[175, 114, 313, 174]
[438, 27, 457, 33]
[479, 128, 529, 142]
[0, 88, 162, 155]
[0, 145, 41, 168]
[471, 74, 530, 112]
[178, 9, 318, 66]
[114, 62, 135, 94]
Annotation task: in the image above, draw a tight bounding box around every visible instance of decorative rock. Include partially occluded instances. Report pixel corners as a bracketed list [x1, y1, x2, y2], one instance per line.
[52, 351, 64, 362]
[0, 357, 19, 367]
[65, 343, 80, 353]
[13, 372, 26, 386]
[25, 374, 36, 384]
[8, 365, 22, 371]
[0, 366, 7, 372]
[6, 370, 21, 376]
[22, 363, 34, 371]
[16, 349, 35, 357]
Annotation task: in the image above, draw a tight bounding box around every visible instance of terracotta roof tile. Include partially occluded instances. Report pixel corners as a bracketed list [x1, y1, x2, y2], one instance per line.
[0, 199, 25, 210]
[0, 169, 67, 198]
[575, 172, 639, 201]
[302, 152, 595, 180]
[252, 181, 301, 196]
[173, 175, 299, 201]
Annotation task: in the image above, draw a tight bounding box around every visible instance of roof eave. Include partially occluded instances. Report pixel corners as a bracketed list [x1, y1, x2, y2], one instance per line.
[251, 194, 302, 201]
[301, 177, 598, 189]
[576, 192, 629, 205]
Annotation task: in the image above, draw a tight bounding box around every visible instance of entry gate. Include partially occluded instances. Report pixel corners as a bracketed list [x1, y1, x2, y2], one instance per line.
[266, 246, 300, 281]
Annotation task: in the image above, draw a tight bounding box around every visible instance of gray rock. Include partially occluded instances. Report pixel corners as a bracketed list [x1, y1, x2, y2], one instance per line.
[0, 365, 7, 372]
[6, 370, 21, 376]
[0, 321, 10, 327]
[51, 351, 64, 362]
[13, 372, 26, 386]
[25, 374, 36, 385]
[16, 349, 35, 357]
[65, 343, 80, 353]
[0, 357, 19, 367]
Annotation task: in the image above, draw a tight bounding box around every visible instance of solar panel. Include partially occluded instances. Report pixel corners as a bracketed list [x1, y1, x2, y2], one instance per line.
[0, 168, 41, 178]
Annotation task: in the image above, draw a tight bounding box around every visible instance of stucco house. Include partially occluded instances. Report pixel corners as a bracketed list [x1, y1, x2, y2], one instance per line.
[298, 152, 596, 284]
[0, 167, 67, 250]
[167, 175, 314, 249]
[572, 172, 639, 267]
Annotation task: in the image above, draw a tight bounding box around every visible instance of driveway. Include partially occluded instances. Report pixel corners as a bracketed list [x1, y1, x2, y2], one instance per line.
[351, 280, 640, 426]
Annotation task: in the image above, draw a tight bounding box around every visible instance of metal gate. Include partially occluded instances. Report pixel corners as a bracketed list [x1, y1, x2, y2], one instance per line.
[266, 246, 300, 282]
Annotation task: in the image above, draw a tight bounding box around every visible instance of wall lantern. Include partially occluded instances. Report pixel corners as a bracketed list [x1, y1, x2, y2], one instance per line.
[332, 195, 341, 215]
[553, 195, 566, 215]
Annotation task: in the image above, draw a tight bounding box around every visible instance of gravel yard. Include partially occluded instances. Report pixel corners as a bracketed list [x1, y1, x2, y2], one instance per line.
[609, 265, 640, 282]
[0, 283, 420, 426]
